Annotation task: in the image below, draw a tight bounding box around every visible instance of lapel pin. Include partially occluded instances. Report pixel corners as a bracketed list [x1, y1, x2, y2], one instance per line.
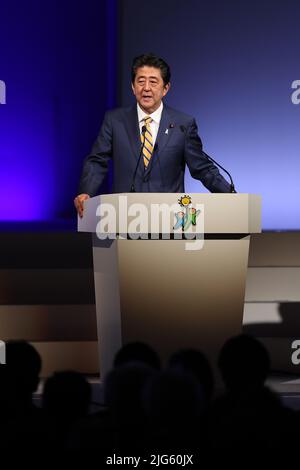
[165, 128, 169, 135]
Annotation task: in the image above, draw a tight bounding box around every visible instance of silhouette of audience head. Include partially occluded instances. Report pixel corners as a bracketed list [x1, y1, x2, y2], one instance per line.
[144, 368, 204, 428]
[169, 348, 214, 402]
[218, 334, 271, 392]
[6, 340, 42, 396]
[142, 368, 205, 453]
[43, 370, 91, 421]
[105, 363, 155, 428]
[113, 342, 161, 370]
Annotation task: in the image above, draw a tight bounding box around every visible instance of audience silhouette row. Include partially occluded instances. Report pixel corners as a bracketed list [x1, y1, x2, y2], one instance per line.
[0, 335, 298, 462]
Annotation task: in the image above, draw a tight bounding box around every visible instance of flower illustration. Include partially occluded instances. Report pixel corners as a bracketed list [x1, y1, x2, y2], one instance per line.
[178, 195, 192, 207]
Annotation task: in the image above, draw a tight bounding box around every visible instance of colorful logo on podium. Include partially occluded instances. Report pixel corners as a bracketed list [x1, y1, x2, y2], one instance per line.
[174, 195, 201, 232]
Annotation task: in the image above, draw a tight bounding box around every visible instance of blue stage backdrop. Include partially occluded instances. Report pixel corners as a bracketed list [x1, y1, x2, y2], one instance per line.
[1, 0, 299, 229]
[0, 0, 117, 223]
[119, 0, 300, 230]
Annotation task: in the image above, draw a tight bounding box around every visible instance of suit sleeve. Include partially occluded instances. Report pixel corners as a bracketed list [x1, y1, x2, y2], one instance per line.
[78, 111, 113, 197]
[184, 118, 232, 193]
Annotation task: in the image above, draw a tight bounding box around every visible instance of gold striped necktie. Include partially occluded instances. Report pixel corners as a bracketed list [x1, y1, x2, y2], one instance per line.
[141, 116, 153, 168]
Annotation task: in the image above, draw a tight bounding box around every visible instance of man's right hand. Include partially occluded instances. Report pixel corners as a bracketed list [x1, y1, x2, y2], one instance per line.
[74, 193, 90, 218]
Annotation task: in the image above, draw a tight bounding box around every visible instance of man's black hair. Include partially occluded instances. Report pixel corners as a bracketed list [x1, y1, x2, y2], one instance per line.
[131, 53, 171, 86]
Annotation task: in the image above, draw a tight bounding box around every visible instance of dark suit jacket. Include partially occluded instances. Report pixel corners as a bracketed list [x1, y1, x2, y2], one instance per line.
[78, 104, 232, 195]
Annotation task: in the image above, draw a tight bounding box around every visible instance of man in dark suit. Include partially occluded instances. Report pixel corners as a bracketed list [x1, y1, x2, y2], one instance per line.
[75, 53, 232, 216]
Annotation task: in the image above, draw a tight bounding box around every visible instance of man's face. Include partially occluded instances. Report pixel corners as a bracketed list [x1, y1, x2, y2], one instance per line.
[132, 66, 170, 114]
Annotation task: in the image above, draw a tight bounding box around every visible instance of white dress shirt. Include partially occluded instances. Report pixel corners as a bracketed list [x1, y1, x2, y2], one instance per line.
[137, 101, 163, 146]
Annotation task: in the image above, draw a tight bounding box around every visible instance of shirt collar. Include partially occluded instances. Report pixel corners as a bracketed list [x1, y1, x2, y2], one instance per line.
[137, 101, 163, 124]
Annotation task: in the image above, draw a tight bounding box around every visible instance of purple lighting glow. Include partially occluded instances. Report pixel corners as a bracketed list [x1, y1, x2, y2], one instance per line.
[0, 0, 112, 224]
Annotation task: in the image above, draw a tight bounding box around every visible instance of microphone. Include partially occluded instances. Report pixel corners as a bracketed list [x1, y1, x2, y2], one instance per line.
[180, 125, 236, 193]
[130, 125, 147, 192]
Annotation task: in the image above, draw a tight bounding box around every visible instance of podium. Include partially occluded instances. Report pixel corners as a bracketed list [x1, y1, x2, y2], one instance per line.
[78, 193, 261, 381]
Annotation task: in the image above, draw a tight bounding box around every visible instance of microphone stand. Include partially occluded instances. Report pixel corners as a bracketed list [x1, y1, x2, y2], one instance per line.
[202, 150, 236, 193]
[179, 125, 236, 193]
